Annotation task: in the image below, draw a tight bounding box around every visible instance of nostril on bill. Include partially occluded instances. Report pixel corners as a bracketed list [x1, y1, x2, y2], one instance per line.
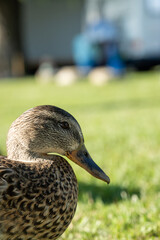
[84, 151, 89, 158]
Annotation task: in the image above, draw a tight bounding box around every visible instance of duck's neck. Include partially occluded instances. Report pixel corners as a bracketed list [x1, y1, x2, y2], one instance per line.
[7, 138, 52, 162]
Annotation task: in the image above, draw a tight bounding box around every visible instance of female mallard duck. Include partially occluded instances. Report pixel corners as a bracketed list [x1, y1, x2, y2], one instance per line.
[0, 105, 110, 240]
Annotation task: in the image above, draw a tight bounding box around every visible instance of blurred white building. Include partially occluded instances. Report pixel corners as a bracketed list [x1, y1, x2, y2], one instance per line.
[0, 0, 160, 76]
[84, 0, 160, 69]
[20, 0, 160, 70]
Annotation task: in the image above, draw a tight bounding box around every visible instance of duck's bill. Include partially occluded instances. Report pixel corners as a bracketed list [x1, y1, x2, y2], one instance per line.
[66, 144, 110, 184]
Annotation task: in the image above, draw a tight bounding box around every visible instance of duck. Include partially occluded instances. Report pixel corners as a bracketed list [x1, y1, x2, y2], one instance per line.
[0, 105, 110, 240]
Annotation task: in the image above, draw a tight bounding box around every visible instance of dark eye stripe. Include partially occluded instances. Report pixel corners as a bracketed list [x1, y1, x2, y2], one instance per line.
[59, 121, 70, 129]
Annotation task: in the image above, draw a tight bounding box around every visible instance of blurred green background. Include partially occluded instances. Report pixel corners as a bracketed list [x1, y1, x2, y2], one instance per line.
[0, 71, 160, 239]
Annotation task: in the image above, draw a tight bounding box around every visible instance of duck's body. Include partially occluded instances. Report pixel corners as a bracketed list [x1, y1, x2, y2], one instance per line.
[0, 156, 77, 240]
[0, 105, 110, 240]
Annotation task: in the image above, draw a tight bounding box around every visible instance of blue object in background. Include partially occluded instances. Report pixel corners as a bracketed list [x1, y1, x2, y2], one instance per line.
[106, 44, 125, 75]
[85, 20, 117, 43]
[72, 20, 125, 76]
[73, 34, 102, 73]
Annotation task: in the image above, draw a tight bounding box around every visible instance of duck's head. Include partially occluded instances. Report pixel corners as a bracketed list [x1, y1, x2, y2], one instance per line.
[7, 105, 110, 184]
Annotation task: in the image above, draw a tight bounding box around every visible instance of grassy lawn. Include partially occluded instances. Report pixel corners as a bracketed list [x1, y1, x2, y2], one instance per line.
[0, 71, 160, 239]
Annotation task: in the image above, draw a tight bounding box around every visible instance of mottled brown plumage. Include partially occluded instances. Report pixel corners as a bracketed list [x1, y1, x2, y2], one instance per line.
[0, 105, 110, 240]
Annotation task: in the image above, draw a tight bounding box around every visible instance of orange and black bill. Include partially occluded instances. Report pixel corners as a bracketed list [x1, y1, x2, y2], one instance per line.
[66, 144, 110, 184]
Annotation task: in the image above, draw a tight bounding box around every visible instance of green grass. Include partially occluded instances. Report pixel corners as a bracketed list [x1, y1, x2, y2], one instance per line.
[0, 71, 160, 239]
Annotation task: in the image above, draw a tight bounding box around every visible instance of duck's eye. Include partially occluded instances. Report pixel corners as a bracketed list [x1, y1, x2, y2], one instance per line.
[59, 121, 70, 129]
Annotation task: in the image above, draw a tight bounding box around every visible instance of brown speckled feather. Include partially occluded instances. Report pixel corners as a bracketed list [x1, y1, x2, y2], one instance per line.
[0, 155, 78, 240]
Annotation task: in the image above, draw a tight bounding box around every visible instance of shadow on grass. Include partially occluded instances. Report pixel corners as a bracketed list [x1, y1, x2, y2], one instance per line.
[78, 182, 141, 204]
